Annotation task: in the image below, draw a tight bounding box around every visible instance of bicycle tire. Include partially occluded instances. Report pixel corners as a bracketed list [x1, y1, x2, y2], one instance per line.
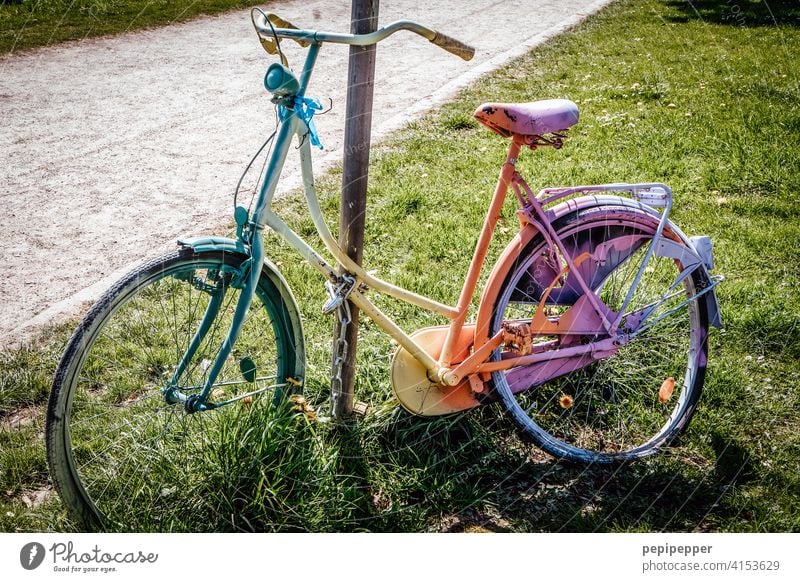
[46, 248, 304, 530]
[490, 206, 710, 463]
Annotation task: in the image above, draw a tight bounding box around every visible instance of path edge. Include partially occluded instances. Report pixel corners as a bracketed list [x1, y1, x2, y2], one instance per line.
[2, 0, 613, 349]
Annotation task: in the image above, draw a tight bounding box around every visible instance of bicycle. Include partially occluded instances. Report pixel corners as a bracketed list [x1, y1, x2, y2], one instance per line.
[46, 9, 723, 530]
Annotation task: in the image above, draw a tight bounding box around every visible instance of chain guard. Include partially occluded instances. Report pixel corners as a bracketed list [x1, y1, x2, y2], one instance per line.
[391, 325, 482, 416]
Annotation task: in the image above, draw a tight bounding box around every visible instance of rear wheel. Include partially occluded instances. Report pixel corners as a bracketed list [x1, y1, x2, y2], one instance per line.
[46, 248, 304, 530]
[490, 207, 709, 463]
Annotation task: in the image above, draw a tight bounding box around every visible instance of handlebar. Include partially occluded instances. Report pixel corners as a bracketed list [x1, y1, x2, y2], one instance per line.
[253, 11, 475, 61]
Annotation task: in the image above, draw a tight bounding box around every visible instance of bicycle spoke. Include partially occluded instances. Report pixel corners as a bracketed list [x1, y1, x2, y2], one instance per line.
[491, 213, 707, 462]
[48, 249, 300, 530]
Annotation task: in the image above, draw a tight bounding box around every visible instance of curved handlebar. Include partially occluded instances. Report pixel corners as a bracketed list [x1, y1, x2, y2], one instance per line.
[253, 11, 475, 61]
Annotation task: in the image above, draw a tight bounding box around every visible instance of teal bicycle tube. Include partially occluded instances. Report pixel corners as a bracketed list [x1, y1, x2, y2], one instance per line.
[252, 14, 433, 46]
[251, 46, 319, 219]
[193, 129, 295, 408]
[297, 43, 319, 98]
[190, 45, 321, 409]
[164, 277, 228, 404]
[253, 15, 474, 61]
[192, 236, 264, 409]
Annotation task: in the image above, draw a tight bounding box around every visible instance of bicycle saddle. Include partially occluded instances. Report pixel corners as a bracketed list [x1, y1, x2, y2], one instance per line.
[473, 99, 579, 138]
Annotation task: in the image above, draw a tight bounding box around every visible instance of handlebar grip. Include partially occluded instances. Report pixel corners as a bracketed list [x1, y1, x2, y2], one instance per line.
[429, 31, 475, 61]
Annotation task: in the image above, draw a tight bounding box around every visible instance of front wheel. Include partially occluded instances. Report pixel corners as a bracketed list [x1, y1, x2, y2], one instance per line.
[490, 207, 710, 463]
[46, 248, 305, 530]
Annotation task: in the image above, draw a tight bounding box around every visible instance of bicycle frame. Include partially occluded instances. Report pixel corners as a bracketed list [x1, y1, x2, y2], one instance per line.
[257, 43, 512, 377]
[175, 18, 722, 411]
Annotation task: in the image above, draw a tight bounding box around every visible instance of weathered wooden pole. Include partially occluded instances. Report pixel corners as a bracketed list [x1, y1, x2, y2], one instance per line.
[331, 0, 379, 418]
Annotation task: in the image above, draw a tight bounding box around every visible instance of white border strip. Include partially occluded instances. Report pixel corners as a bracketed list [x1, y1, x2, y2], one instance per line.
[1, 532, 797, 580]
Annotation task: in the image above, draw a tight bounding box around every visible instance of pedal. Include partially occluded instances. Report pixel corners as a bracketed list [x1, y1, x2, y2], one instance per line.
[322, 274, 357, 315]
[502, 320, 533, 355]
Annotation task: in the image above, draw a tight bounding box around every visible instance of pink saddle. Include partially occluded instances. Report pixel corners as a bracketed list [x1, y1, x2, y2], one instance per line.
[473, 99, 579, 138]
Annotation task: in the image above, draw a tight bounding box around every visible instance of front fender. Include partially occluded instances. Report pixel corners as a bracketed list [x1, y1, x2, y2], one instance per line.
[177, 235, 248, 255]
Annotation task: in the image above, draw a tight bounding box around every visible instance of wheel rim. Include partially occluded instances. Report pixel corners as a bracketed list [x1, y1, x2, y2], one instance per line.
[491, 220, 707, 461]
[57, 253, 296, 530]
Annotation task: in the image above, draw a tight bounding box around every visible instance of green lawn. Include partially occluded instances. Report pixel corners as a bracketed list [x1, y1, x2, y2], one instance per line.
[0, 0, 263, 55]
[1, 0, 799, 532]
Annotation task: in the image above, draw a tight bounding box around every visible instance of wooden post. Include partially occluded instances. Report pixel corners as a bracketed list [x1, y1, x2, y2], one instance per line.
[331, 0, 379, 418]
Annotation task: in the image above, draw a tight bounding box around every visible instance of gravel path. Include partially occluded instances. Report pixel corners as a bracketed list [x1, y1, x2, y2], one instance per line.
[0, 0, 610, 346]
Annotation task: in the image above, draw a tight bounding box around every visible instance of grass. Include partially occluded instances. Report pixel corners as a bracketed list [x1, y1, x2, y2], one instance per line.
[2, 0, 799, 532]
[0, 0, 264, 56]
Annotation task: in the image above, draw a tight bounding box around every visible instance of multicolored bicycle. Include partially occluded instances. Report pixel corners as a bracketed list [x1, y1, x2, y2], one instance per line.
[46, 10, 722, 530]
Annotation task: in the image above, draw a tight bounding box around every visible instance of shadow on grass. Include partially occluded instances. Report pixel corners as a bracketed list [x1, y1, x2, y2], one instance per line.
[0, 353, 782, 532]
[328, 407, 766, 532]
[664, 0, 800, 27]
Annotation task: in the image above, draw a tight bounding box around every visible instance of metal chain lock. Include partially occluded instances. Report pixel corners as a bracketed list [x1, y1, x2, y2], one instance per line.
[330, 296, 352, 413]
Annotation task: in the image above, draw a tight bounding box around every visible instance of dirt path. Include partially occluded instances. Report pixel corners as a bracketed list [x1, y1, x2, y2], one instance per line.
[0, 0, 609, 346]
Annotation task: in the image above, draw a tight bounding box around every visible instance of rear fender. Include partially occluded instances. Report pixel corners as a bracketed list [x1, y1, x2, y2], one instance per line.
[557, 196, 720, 328]
[475, 196, 721, 351]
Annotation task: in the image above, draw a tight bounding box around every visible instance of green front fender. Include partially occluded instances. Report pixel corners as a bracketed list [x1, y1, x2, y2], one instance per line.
[177, 235, 248, 256]
[177, 235, 307, 386]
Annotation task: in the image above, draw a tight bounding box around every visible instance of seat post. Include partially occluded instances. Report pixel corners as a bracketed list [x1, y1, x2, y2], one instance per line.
[438, 136, 524, 371]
